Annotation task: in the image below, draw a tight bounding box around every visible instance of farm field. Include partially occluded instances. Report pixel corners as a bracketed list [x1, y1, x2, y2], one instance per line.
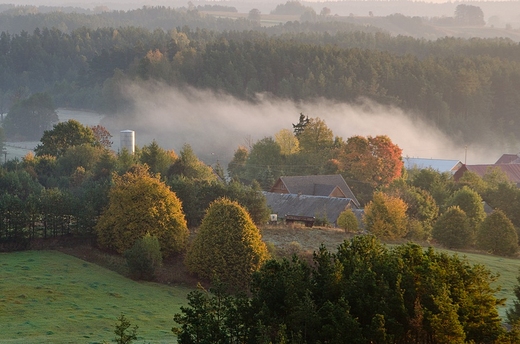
[0, 250, 190, 344]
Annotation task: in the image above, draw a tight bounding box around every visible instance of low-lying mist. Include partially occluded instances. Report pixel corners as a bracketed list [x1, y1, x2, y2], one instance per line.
[103, 81, 505, 167]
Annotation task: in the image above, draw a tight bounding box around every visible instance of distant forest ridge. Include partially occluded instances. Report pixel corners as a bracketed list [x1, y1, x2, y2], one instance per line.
[0, 5, 520, 150]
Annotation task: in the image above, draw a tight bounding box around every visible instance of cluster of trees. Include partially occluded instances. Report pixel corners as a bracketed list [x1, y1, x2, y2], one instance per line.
[0, 119, 270, 250]
[357, 164, 520, 256]
[228, 115, 403, 203]
[174, 235, 513, 343]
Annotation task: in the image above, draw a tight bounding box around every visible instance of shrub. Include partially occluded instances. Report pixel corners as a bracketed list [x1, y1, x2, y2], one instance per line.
[432, 206, 472, 249]
[124, 234, 163, 281]
[477, 210, 518, 256]
[337, 208, 359, 232]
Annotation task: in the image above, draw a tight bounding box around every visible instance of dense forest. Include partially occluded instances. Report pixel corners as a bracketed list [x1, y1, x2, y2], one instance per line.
[1, 5, 520, 150]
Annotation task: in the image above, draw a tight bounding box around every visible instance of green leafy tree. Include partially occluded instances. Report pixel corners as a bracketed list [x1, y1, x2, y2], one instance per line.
[124, 234, 163, 281]
[139, 140, 177, 176]
[34, 119, 96, 157]
[507, 272, 520, 325]
[336, 208, 359, 233]
[227, 146, 248, 181]
[446, 185, 485, 236]
[477, 210, 518, 256]
[409, 168, 455, 208]
[297, 117, 334, 153]
[173, 283, 255, 344]
[56, 144, 105, 178]
[185, 198, 269, 291]
[455, 4, 485, 26]
[248, 8, 261, 24]
[483, 181, 520, 228]
[363, 191, 408, 239]
[3, 92, 58, 140]
[116, 148, 138, 174]
[96, 165, 189, 257]
[432, 206, 472, 249]
[168, 143, 215, 182]
[244, 137, 282, 187]
[385, 179, 439, 240]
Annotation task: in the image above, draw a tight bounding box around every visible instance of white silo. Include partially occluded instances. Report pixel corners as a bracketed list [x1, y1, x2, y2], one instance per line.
[120, 130, 135, 154]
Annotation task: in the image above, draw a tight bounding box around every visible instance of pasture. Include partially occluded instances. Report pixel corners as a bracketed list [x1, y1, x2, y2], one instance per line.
[0, 250, 190, 344]
[1, 228, 519, 343]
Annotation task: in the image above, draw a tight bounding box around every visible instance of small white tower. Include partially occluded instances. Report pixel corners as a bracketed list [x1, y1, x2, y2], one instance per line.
[120, 130, 135, 154]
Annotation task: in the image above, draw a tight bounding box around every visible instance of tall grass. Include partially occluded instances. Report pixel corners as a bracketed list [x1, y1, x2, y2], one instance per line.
[0, 250, 190, 343]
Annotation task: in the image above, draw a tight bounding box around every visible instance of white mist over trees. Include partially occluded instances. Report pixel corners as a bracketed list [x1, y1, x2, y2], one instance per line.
[103, 81, 498, 168]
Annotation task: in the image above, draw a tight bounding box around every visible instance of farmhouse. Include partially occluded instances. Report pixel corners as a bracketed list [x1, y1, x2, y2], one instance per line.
[263, 192, 359, 227]
[266, 174, 361, 227]
[270, 174, 359, 206]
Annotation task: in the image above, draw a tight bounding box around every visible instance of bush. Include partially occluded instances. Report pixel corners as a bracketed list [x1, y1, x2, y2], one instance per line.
[477, 210, 518, 256]
[337, 208, 359, 232]
[124, 234, 162, 281]
[432, 206, 472, 249]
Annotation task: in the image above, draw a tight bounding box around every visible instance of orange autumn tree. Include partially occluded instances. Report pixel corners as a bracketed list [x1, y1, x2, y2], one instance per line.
[340, 135, 403, 203]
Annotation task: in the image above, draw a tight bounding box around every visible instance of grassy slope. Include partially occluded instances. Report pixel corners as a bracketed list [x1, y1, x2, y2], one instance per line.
[1, 234, 519, 344]
[0, 250, 190, 344]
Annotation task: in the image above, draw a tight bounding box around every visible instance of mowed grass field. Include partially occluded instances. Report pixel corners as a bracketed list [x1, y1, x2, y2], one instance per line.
[0, 250, 191, 344]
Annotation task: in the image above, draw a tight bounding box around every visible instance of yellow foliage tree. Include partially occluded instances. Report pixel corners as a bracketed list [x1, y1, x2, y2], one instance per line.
[185, 198, 269, 290]
[363, 191, 408, 239]
[95, 165, 189, 257]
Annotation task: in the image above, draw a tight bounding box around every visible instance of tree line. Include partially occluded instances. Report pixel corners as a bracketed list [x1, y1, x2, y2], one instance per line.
[1, 18, 520, 148]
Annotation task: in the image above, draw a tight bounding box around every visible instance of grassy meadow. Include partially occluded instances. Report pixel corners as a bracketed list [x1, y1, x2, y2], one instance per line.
[0, 250, 190, 344]
[1, 234, 520, 343]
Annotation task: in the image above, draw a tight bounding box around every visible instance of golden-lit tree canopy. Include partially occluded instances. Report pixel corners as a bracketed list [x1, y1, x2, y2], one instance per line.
[95, 165, 189, 257]
[363, 191, 408, 239]
[185, 198, 269, 290]
[275, 128, 300, 155]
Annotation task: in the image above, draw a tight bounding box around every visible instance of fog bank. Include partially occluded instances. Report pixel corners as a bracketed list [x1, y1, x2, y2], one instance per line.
[103, 81, 504, 167]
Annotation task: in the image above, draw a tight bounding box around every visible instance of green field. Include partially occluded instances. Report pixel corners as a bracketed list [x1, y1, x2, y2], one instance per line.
[1, 247, 519, 343]
[0, 250, 191, 344]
